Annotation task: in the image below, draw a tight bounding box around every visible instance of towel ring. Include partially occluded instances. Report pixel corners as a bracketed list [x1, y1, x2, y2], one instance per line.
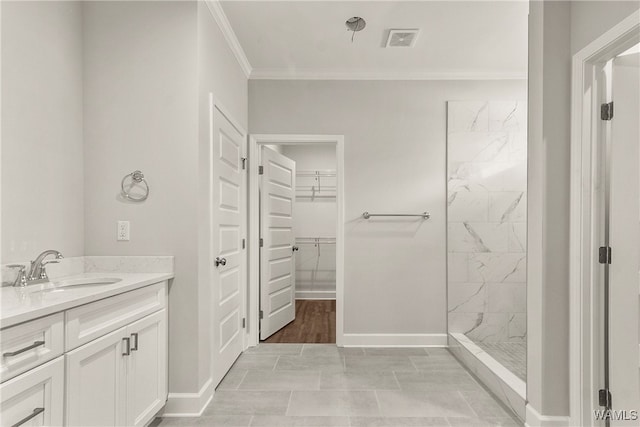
[121, 170, 149, 202]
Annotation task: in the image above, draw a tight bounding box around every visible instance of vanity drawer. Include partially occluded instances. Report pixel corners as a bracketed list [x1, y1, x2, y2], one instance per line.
[0, 313, 64, 383]
[65, 281, 166, 350]
[0, 355, 64, 427]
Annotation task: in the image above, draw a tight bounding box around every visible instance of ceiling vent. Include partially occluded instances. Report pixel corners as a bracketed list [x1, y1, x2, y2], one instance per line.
[385, 29, 420, 48]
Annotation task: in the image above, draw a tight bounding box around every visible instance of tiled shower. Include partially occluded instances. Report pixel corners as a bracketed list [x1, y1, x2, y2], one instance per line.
[446, 101, 528, 382]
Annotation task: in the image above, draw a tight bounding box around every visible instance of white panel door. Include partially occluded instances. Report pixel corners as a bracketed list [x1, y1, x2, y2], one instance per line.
[260, 147, 296, 340]
[211, 102, 246, 387]
[65, 327, 128, 427]
[608, 56, 640, 425]
[126, 310, 167, 426]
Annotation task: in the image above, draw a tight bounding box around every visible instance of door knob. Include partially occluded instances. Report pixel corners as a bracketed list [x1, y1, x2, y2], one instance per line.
[292, 246, 299, 252]
[215, 257, 227, 267]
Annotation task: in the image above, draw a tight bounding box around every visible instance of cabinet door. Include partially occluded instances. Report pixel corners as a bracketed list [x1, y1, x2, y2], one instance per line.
[0, 356, 64, 427]
[126, 309, 167, 426]
[65, 327, 128, 427]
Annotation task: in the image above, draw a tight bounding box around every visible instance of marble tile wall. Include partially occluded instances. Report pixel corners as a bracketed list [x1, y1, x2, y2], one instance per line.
[447, 101, 527, 344]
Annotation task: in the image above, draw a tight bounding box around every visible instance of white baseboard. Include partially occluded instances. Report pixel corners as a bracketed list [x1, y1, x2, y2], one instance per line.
[525, 404, 570, 427]
[162, 378, 214, 417]
[295, 291, 336, 300]
[342, 333, 447, 347]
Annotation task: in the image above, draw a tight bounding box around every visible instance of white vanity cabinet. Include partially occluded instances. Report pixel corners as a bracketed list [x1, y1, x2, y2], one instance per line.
[0, 356, 64, 427]
[65, 282, 168, 427]
[0, 313, 64, 383]
[65, 327, 129, 426]
[0, 312, 65, 427]
[65, 310, 167, 427]
[0, 280, 169, 427]
[125, 310, 167, 426]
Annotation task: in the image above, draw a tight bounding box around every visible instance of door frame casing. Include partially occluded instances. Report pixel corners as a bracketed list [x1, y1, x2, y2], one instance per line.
[247, 134, 345, 347]
[569, 11, 640, 427]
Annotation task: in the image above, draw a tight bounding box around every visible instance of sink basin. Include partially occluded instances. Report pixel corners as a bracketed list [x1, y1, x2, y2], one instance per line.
[31, 277, 122, 293]
[56, 277, 122, 287]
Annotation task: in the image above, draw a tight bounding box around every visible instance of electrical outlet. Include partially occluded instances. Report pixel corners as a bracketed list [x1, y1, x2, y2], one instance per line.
[117, 221, 130, 241]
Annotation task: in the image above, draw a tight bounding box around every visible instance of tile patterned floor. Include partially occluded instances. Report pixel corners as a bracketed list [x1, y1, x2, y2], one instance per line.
[475, 342, 526, 382]
[153, 344, 522, 427]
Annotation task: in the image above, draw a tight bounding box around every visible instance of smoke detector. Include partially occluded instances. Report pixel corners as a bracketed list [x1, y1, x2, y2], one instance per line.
[345, 17, 366, 42]
[385, 29, 420, 48]
[345, 17, 366, 32]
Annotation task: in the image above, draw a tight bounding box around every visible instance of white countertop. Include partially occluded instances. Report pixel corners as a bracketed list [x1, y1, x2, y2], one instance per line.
[0, 272, 173, 329]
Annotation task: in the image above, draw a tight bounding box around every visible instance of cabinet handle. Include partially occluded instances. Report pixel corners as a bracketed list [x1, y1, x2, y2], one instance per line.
[122, 337, 130, 356]
[3, 341, 45, 357]
[12, 407, 44, 427]
[131, 333, 139, 351]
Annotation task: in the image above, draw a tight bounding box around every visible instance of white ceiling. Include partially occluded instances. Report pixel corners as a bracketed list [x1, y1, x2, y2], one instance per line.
[218, 1, 529, 80]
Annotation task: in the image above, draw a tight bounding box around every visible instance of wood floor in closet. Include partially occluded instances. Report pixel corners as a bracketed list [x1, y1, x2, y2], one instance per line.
[263, 299, 336, 344]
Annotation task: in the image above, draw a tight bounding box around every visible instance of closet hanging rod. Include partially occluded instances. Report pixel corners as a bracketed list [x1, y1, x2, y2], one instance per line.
[295, 237, 336, 243]
[296, 170, 336, 177]
[362, 211, 430, 220]
[295, 241, 336, 245]
[295, 236, 336, 240]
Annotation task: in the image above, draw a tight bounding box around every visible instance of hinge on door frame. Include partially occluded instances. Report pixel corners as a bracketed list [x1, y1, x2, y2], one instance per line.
[241, 157, 247, 170]
[599, 246, 612, 264]
[242, 238, 246, 249]
[259, 238, 264, 247]
[259, 310, 264, 320]
[601, 102, 614, 120]
[599, 388, 612, 408]
[242, 318, 246, 328]
[258, 165, 264, 175]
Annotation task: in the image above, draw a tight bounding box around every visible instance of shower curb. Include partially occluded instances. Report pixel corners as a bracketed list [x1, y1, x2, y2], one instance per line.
[448, 332, 526, 422]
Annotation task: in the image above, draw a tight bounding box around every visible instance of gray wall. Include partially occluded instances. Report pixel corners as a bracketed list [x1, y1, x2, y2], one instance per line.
[83, 1, 248, 394]
[1, 0, 248, 397]
[1, 1, 84, 263]
[571, 1, 640, 54]
[83, 1, 200, 393]
[527, 0, 640, 417]
[250, 80, 527, 337]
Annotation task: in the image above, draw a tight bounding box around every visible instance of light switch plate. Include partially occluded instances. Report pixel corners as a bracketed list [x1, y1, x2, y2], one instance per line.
[117, 221, 130, 241]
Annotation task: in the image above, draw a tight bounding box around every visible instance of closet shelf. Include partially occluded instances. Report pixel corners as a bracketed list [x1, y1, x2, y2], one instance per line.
[296, 169, 336, 178]
[295, 170, 337, 201]
[295, 237, 336, 245]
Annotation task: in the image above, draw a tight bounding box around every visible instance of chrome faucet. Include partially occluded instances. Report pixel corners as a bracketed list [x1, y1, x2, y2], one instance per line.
[28, 250, 64, 283]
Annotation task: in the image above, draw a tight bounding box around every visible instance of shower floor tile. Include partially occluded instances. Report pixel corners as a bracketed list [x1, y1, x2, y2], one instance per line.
[475, 342, 526, 381]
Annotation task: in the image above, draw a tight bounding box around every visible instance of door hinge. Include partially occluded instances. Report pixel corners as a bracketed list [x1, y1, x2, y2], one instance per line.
[242, 318, 246, 328]
[599, 389, 612, 408]
[258, 165, 264, 175]
[259, 310, 264, 320]
[259, 238, 264, 247]
[241, 157, 247, 170]
[242, 238, 246, 249]
[601, 102, 614, 121]
[599, 246, 612, 264]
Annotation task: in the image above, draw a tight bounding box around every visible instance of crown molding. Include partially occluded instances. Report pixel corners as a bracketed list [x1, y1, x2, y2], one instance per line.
[204, 0, 252, 78]
[249, 68, 528, 81]
[201, 1, 526, 82]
